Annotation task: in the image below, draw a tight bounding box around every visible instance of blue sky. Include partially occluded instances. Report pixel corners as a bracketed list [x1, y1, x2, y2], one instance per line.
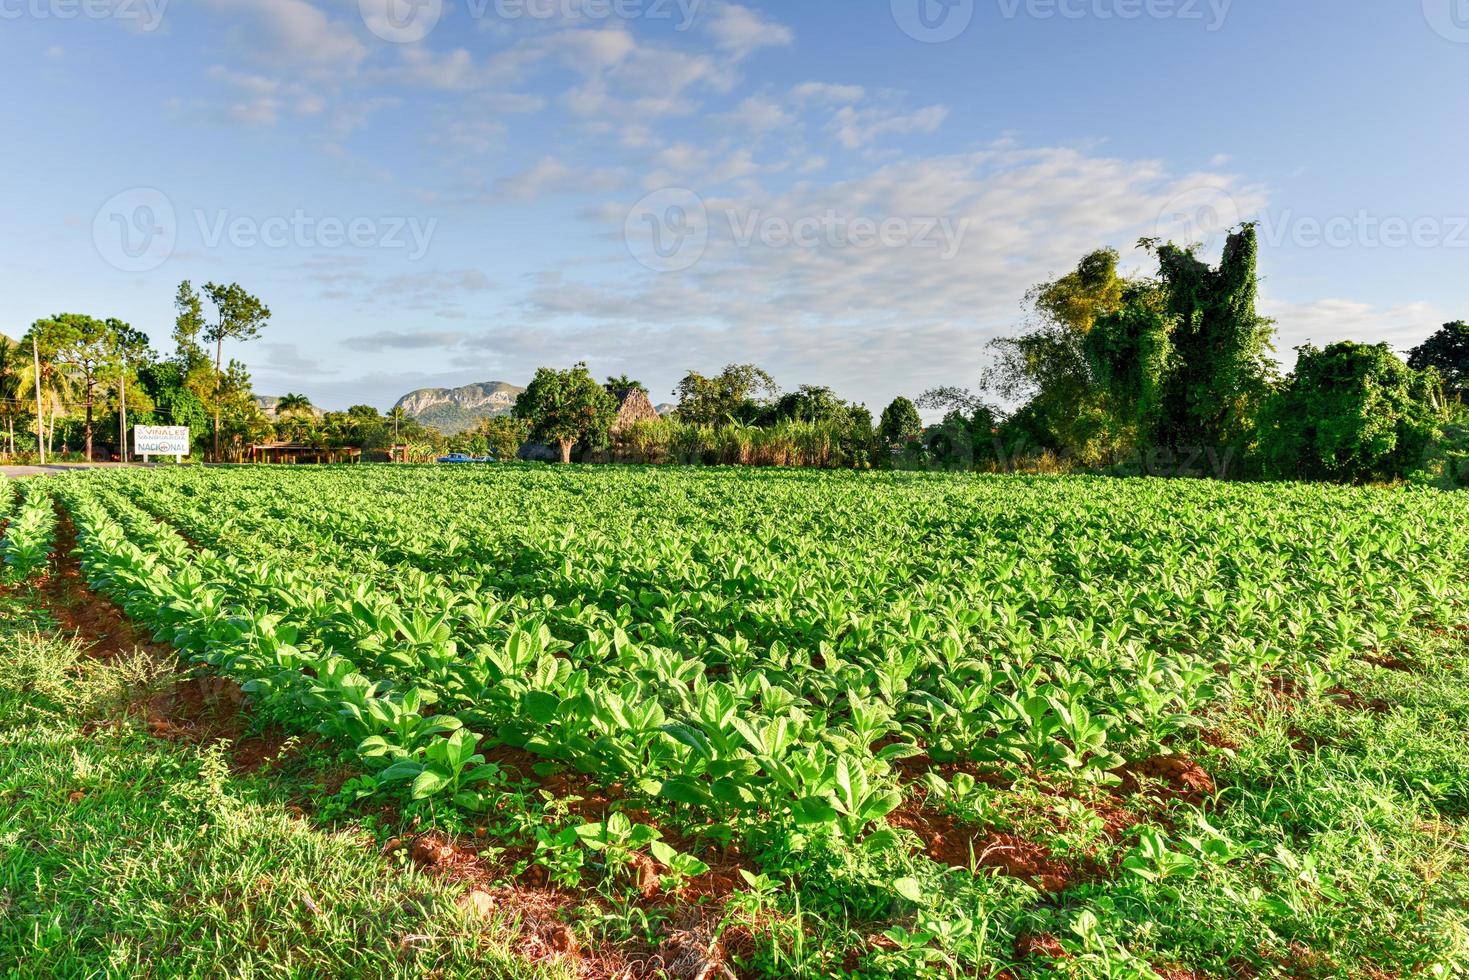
[2, 0, 1466, 411]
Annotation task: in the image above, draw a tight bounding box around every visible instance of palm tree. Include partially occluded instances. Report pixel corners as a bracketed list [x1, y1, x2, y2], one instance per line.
[0, 336, 22, 455]
[14, 337, 72, 456]
[277, 392, 313, 417]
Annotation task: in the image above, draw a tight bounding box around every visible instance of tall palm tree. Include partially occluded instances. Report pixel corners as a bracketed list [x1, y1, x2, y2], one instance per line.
[277, 392, 313, 417]
[14, 337, 72, 456]
[0, 336, 21, 455]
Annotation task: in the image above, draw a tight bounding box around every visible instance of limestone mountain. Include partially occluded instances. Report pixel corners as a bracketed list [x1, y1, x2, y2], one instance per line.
[393, 381, 526, 434]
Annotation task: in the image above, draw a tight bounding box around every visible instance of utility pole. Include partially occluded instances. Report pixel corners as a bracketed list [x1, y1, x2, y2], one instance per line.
[119, 350, 128, 464]
[32, 335, 45, 465]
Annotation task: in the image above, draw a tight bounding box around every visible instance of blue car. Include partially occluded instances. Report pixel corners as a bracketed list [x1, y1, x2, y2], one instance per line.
[437, 453, 473, 464]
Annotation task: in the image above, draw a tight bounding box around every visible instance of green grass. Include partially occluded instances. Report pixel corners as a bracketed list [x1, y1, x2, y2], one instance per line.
[0, 592, 560, 980]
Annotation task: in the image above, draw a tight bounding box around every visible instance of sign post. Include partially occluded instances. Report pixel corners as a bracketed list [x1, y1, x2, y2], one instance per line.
[134, 426, 190, 464]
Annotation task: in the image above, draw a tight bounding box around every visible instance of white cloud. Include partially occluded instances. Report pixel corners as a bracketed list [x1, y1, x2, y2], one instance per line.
[1261, 297, 1448, 366]
[792, 81, 865, 104]
[723, 96, 795, 131]
[510, 143, 1277, 409]
[496, 156, 629, 199]
[203, 0, 366, 73]
[830, 104, 950, 149]
[345, 330, 469, 352]
[704, 2, 794, 59]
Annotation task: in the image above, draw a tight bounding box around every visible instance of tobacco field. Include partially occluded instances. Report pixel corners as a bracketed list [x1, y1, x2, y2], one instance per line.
[5, 465, 1469, 978]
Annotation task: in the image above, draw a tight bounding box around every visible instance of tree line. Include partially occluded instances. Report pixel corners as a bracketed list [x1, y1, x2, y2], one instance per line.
[511, 227, 1466, 487]
[0, 281, 446, 463]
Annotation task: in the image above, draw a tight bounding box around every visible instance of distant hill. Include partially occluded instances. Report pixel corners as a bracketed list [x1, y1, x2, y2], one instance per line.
[394, 381, 525, 435]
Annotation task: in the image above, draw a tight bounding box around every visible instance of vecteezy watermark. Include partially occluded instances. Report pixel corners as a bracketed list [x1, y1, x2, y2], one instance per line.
[0, 0, 168, 30]
[625, 188, 710, 273]
[624, 189, 971, 272]
[998, 0, 1232, 29]
[93, 188, 439, 271]
[471, 0, 702, 29]
[1255, 211, 1469, 250]
[1423, 0, 1469, 42]
[359, 0, 442, 43]
[891, 0, 975, 42]
[726, 210, 970, 258]
[94, 187, 177, 273]
[1154, 189, 1469, 252]
[893, 0, 1232, 41]
[361, 0, 701, 42]
[195, 210, 438, 259]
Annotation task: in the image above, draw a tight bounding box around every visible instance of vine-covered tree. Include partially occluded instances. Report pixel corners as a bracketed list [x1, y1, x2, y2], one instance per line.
[514, 363, 617, 464]
[1145, 226, 1276, 454]
[1256, 342, 1443, 482]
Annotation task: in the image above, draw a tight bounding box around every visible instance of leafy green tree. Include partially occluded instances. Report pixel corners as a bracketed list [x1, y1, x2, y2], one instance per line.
[918, 387, 1006, 468]
[771, 385, 850, 425]
[1408, 321, 1468, 398]
[986, 248, 1133, 463]
[674, 364, 779, 426]
[879, 396, 922, 449]
[478, 416, 530, 460]
[202, 282, 270, 460]
[26, 314, 135, 460]
[135, 361, 207, 432]
[514, 363, 617, 464]
[1256, 342, 1443, 482]
[173, 281, 209, 372]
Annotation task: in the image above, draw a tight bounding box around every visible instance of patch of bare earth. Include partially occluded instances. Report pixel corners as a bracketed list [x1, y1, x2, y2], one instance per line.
[41, 510, 298, 774]
[1114, 755, 1216, 808]
[886, 804, 1090, 892]
[402, 830, 744, 979]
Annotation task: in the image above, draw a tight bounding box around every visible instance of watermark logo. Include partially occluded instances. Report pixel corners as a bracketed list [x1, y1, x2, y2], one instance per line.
[1154, 187, 1244, 255]
[193, 210, 437, 259]
[472, 0, 703, 29]
[997, 0, 1232, 30]
[0, 0, 169, 31]
[1423, 0, 1469, 42]
[727, 209, 969, 258]
[94, 187, 177, 273]
[625, 189, 972, 272]
[625, 188, 709, 273]
[359, 0, 442, 43]
[892, 0, 974, 42]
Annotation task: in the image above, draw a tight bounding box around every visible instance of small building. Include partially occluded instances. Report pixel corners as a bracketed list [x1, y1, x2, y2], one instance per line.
[248, 442, 361, 465]
[611, 388, 662, 434]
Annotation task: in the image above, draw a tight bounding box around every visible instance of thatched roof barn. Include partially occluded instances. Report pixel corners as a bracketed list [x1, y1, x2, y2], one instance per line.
[612, 388, 661, 433]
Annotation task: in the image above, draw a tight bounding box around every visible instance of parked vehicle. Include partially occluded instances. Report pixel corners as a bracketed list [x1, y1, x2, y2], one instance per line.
[436, 454, 473, 464]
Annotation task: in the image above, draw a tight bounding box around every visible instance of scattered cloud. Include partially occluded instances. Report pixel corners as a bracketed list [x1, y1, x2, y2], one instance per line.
[344, 330, 469, 352]
[704, 2, 795, 59]
[496, 156, 629, 200]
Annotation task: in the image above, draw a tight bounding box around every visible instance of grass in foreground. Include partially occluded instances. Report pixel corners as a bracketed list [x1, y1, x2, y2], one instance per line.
[0, 591, 561, 980]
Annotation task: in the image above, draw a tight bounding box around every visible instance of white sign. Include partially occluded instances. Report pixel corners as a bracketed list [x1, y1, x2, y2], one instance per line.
[135, 425, 190, 458]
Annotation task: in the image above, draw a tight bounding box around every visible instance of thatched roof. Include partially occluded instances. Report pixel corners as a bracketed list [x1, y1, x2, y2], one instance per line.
[612, 389, 661, 433]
